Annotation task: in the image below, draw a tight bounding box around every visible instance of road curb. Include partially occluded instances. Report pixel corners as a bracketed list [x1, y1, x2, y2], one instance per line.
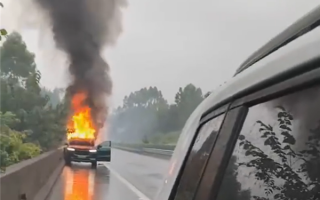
[34, 161, 64, 200]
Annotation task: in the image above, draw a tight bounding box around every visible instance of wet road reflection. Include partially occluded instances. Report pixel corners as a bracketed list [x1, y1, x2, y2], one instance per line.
[63, 165, 95, 200]
[47, 163, 140, 200]
[48, 149, 170, 200]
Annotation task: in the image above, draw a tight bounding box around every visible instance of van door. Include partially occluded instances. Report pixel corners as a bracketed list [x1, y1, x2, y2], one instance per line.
[97, 141, 111, 162]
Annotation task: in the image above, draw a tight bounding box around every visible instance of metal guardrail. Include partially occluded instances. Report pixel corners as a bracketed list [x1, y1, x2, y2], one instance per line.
[112, 144, 174, 159]
[143, 148, 173, 156]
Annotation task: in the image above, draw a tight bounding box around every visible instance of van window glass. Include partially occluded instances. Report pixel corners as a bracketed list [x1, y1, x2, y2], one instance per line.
[175, 114, 225, 200]
[155, 107, 203, 200]
[216, 85, 320, 200]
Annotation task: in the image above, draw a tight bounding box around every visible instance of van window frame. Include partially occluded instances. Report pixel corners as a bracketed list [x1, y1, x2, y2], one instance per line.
[231, 65, 320, 109]
[198, 63, 320, 200]
[172, 113, 226, 200]
[194, 106, 248, 200]
[169, 103, 230, 200]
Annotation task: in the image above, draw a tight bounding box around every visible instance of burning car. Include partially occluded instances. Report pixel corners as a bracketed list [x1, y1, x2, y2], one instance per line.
[63, 92, 111, 168]
[63, 130, 111, 168]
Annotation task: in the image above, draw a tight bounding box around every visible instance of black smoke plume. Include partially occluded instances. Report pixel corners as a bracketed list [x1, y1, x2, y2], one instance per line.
[34, 0, 126, 129]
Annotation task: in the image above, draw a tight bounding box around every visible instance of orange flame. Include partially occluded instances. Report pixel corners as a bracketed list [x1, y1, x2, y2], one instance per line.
[67, 92, 96, 141]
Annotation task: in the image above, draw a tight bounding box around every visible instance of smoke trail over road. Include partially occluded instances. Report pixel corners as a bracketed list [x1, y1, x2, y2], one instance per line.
[34, 0, 127, 128]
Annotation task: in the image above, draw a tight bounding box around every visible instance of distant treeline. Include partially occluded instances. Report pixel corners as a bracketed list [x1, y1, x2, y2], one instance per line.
[110, 84, 211, 144]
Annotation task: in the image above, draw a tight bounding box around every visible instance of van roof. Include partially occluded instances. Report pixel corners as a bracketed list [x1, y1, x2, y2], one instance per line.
[198, 4, 320, 119]
[235, 5, 320, 75]
[155, 5, 320, 200]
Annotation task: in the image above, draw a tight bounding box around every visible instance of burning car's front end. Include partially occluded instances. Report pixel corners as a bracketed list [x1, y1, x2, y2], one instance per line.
[64, 92, 109, 169]
[63, 139, 99, 168]
[63, 138, 112, 168]
[65, 146, 97, 162]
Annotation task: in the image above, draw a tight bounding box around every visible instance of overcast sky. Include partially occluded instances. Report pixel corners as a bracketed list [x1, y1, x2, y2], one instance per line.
[1, 0, 319, 108]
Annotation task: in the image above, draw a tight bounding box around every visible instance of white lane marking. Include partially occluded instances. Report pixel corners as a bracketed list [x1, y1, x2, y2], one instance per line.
[102, 163, 151, 200]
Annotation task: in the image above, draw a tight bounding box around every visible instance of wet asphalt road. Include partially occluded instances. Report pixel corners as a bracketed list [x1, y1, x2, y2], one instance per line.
[47, 149, 170, 200]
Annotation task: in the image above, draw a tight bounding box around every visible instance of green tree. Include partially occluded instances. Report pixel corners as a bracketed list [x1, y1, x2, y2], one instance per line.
[0, 111, 20, 128]
[1, 32, 36, 79]
[238, 106, 320, 199]
[41, 87, 64, 108]
[122, 86, 168, 109]
[174, 84, 204, 129]
[111, 87, 168, 142]
[0, 31, 68, 153]
[110, 84, 205, 144]
[0, 112, 41, 172]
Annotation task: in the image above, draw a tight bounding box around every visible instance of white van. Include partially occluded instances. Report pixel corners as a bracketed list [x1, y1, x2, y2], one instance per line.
[156, 5, 320, 200]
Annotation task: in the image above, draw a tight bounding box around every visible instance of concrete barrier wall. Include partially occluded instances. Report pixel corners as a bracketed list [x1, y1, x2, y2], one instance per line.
[0, 149, 63, 200]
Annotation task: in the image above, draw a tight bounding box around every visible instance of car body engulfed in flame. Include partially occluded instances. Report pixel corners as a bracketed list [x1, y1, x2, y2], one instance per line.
[67, 92, 96, 141]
